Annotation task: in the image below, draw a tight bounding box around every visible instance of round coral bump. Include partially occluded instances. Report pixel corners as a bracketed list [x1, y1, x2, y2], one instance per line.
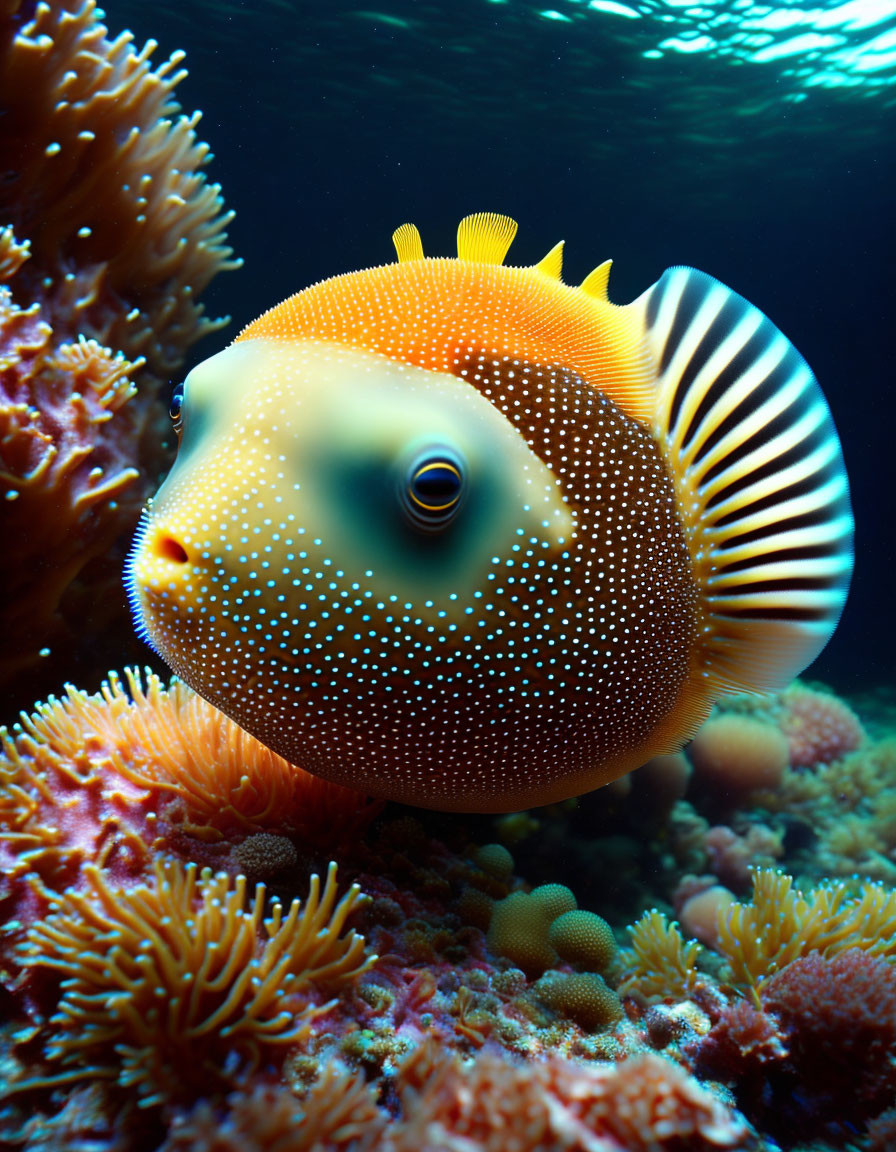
[549, 909, 618, 972]
[535, 970, 623, 1031]
[680, 885, 736, 950]
[529, 883, 578, 921]
[472, 842, 514, 882]
[780, 683, 865, 767]
[487, 883, 577, 975]
[689, 714, 789, 794]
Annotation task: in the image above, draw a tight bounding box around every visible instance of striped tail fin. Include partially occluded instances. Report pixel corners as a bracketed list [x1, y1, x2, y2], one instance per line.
[634, 266, 853, 694]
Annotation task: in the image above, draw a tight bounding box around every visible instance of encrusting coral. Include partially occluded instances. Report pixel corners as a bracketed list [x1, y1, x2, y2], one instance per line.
[18, 859, 374, 1106]
[160, 1068, 387, 1152]
[387, 1040, 750, 1152]
[0, 0, 240, 707]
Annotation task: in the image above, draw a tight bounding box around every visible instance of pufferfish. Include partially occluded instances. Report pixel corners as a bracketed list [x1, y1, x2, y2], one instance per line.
[126, 213, 853, 813]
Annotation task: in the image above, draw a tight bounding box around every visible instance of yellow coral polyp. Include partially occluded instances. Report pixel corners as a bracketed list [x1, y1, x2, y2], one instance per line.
[618, 910, 704, 1002]
[20, 858, 375, 1105]
[549, 910, 617, 972]
[716, 868, 896, 990]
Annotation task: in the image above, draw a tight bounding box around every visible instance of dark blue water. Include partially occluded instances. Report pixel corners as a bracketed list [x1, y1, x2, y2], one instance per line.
[113, 0, 896, 692]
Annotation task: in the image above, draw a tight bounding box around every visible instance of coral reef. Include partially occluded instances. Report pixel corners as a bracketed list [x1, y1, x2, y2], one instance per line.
[695, 948, 896, 1141]
[0, 0, 239, 708]
[0, 6, 889, 1151]
[2, 663, 895, 1149]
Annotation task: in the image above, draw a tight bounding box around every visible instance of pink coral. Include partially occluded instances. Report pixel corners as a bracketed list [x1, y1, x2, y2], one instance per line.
[705, 823, 783, 890]
[780, 684, 865, 767]
[394, 1041, 750, 1151]
[0, 668, 384, 896]
[695, 1000, 789, 1083]
[0, 0, 239, 707]
[680, 885, 736, 948]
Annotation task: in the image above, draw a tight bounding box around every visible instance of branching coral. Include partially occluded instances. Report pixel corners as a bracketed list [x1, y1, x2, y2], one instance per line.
[618, 910, 705, 1002]
[0, 679, 155, 887]
[0, 0, 240, 705]
[715, 868, 896, 989]
[0, 276, 144, 695]
[0, 0, 239, 372]
[19, 858, 375, 1105]
[0, 668, 384, 890]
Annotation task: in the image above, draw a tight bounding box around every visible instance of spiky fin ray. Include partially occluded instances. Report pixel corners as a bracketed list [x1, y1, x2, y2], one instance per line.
[392, 223, 424, 263]
[456, 212, 518, 264]
[636, 266, 853, 693]
[535, 240, 564, 280]
[580, 260, 613, 301]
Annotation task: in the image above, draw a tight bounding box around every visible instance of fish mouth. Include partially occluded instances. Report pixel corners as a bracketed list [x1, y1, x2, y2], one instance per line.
[124, 509, 200, 649]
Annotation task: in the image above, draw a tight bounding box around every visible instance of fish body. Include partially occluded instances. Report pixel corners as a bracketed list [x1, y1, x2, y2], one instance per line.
[127, 214, 853, 812]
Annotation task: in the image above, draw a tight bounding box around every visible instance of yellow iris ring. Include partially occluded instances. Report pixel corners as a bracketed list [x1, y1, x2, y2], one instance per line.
[409, 461, 462, 512]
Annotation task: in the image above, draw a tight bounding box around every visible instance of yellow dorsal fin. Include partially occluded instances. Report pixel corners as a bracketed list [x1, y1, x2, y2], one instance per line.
[456, 213, 518, 264]
[580, 259, 613, 301]
[535, 240, 564, 281]
[392, 223, 424, 263]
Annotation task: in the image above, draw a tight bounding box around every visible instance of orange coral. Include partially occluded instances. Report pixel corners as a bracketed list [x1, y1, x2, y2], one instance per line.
[689, 713, 789, 794]
[0, 0, 239, 371]
[162, 1069, 386, 1152]
[0, 0, 239, 705]
[20, 859, 375, 1105]
[0, 668, 383, 888]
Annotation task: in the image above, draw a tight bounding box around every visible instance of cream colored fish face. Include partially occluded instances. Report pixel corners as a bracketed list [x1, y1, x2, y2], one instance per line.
[128, 339, 575, 790]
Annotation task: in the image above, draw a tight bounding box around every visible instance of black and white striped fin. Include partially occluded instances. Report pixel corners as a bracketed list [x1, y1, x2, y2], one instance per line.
[637, 266, 853, 694]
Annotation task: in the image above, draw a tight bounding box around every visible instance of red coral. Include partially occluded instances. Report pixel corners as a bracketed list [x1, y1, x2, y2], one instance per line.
[692, 949, 896, 1143]
[693, 999, 788, 1083]
[761, 948, 896, 1112]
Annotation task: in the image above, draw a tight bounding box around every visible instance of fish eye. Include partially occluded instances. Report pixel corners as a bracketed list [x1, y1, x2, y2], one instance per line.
[169, 383, 184, 435]
[401, 448, 466, 531]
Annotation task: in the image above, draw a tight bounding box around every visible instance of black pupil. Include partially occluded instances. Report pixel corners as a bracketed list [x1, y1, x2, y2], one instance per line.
[169, 390, 183, 420]
[413, 465, 460, 504]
